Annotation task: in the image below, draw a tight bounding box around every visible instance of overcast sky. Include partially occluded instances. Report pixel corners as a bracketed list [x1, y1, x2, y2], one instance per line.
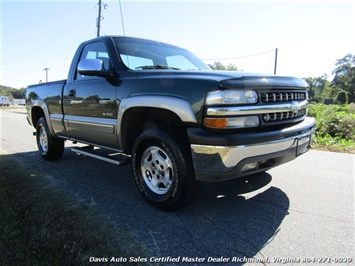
[1, 0, 354, 88]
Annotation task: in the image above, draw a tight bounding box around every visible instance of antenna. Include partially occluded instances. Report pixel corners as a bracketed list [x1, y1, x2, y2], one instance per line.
[119, 0, 126, 37]
[119, 0, 130, 67]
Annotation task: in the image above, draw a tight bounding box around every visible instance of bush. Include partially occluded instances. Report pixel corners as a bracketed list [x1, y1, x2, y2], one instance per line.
[336, 91, 348, 104]
[308, 103, 355, 148]
[348, 103, 355, 113]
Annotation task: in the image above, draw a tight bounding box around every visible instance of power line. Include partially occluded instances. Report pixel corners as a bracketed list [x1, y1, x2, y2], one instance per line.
[262, 53, 275, 73]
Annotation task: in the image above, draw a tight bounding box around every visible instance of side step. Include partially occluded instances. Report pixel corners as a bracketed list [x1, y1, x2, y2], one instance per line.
[71, 146, 131, 166]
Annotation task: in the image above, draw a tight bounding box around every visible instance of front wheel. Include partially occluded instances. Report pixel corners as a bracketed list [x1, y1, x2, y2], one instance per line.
[131, 128, 199, 211]
[36, 117, 64, 161]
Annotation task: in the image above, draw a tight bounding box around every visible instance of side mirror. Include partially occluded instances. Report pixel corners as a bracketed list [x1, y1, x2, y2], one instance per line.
[77, 58, 112, 78]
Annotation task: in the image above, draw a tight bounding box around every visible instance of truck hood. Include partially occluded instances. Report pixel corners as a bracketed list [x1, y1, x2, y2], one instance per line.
[133, 70, 308, 89]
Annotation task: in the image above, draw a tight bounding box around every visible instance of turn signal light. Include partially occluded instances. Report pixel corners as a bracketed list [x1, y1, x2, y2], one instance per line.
[204, 118, 228, 128]
[204, 116, 259, 129]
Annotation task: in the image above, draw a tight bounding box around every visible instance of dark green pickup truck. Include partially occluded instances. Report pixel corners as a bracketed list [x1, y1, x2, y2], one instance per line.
[26, 36, 315, 210]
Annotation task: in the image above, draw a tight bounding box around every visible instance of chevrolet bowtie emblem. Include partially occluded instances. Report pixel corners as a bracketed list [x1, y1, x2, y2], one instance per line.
[291, 101, 301, 114]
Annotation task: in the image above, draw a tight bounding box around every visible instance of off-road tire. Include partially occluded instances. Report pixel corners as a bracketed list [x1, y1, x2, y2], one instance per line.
[131, 128, 199, 211]
[36, 117, 64, 161]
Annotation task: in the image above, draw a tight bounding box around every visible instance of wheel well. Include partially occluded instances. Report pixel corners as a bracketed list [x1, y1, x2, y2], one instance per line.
[31, 106, 45, 127]
[121, 107, 187, 154]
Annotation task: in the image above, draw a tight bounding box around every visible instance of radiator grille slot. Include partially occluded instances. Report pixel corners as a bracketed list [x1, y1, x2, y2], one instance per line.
[263, 109, 307, 123]
[261, 91, 306, 103]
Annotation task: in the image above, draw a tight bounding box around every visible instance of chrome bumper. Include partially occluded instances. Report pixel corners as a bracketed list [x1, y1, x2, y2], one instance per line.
[190, 117, 316, 182]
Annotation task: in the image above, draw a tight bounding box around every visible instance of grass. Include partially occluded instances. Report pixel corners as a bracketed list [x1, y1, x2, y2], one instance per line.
[0, 154, 151, 266]
[311, 143, 355, 154]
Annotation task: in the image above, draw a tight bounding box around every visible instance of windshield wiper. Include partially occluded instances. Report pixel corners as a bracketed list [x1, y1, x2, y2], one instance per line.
[135, 65, 181, 70]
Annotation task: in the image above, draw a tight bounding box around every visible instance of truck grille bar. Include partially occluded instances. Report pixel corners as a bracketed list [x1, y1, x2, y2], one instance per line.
[261, 91, 306, 103]
[206, 100, 309, 116]
[263, 109, 307, 122]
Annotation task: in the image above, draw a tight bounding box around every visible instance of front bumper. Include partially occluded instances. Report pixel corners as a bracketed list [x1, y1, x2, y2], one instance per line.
[187, 117, 316, 182]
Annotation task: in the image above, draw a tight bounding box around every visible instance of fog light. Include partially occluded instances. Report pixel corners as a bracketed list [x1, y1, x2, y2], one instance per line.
[241, 162, 258, 173]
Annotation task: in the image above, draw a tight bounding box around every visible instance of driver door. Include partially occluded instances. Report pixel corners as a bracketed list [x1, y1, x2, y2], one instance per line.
[64, 41, 118, 148]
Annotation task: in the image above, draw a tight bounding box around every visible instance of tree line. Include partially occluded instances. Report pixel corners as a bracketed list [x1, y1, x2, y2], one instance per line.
[0, 85, 26, 100]
[305, 54, 355, 104]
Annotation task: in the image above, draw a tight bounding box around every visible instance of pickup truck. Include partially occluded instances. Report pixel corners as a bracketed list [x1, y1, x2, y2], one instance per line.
[26, 36, 316, 210]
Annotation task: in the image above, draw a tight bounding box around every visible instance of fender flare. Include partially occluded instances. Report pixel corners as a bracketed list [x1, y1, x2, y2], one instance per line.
[29, 100, 57, 137]
[117, 95, 197, 147]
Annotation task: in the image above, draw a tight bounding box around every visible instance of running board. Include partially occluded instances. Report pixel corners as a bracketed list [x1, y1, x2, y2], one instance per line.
[71, 146, 131, 166]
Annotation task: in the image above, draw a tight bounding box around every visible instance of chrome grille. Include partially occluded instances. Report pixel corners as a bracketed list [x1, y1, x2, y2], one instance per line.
[263, 109, 307, 123]
[261, 91, 306, 103]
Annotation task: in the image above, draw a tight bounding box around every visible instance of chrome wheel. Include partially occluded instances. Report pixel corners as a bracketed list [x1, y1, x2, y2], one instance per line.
[39, 126, 48, 153]
[140, 146, 174, 195]
[132, 128, 199, 211]
[35, 117, 64, 161]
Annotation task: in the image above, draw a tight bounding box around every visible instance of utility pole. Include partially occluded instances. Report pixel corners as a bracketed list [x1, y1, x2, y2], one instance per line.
[274, 48, 278, 75]
[43, 68, 50, 82]
[96, 0, 107, 37]
[96, 0, 102, 37]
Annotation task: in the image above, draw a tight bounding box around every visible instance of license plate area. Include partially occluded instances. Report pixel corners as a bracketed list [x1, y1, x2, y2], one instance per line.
[296, 134, 312, 156]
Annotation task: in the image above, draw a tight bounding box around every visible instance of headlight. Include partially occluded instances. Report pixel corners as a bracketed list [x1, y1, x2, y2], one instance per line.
[206, 90, 258, 105]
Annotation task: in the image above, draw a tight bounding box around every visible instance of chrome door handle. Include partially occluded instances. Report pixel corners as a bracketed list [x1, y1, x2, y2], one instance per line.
[69, 89, 76, 97]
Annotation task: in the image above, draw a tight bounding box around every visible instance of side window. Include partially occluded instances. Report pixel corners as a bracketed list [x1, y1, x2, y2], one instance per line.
[76, 42, 110, 80]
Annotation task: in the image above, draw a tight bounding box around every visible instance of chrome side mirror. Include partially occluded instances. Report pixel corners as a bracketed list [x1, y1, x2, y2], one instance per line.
[77, 58, 112, 78]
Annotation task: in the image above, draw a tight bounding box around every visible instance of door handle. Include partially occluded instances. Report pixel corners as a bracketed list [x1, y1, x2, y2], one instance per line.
[69, 89, 76, 97]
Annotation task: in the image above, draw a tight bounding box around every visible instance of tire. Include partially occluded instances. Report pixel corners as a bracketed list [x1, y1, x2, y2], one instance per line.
[36, 117, 64, 161]
[131, 128, 199, 211]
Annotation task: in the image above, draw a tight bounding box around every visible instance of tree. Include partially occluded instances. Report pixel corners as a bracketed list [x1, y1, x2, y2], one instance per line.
[304, 75, 332, 103]
[336, 90, 348, 104]
[208, 61, 241, 71]
[12, 88, 26, 98]
[0, 85, 26, 99]
[332, 54, 355, 103]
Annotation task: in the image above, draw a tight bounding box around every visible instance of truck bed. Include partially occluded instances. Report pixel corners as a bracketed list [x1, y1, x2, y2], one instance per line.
[26, 79, 67, 134]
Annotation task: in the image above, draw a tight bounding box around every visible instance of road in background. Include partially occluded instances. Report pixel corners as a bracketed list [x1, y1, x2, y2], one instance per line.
[1, 108, 354, 265]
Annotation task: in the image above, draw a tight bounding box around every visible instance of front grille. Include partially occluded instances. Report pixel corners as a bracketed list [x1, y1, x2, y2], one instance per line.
[263, 109, 307, 123]
[259, 90, 308, 124]
[261, 91, 306, 103]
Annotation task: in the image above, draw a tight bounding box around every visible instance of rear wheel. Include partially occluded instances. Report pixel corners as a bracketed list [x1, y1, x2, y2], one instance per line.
[131, 128, 199, 211]
[36, 117, 64, 161]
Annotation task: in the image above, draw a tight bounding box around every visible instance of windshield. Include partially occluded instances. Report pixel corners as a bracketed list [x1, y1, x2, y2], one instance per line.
[114, 37, 210, 71]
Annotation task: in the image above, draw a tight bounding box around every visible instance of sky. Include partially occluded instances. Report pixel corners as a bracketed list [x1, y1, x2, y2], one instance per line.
[1, 0, 354, 89]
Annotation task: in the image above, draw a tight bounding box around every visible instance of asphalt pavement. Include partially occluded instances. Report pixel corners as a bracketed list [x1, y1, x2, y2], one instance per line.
[1, 108, 354, 265]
